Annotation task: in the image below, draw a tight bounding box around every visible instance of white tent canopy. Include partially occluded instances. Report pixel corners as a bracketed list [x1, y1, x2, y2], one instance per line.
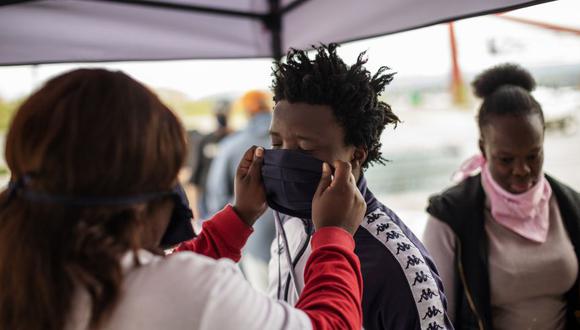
[0, 0, 551, 65]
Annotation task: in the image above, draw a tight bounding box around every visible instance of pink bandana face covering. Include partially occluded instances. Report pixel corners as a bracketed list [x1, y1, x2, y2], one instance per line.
[455, 154, 552, 243]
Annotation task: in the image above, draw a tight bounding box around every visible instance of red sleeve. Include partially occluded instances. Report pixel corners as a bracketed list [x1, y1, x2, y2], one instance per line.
[295, 227, 363, 330]
[174, 205, 253, 262]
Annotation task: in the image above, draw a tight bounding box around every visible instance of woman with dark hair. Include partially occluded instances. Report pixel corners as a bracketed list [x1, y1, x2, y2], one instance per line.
[424, 63, 580, 329]
[0, 68, 366, 330]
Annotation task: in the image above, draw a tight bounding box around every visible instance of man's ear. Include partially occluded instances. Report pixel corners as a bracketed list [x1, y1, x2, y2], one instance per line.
[351, 146, 368, 170]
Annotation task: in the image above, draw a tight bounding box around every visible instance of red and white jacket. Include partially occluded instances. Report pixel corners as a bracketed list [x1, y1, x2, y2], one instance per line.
[172, 205, 364, 330]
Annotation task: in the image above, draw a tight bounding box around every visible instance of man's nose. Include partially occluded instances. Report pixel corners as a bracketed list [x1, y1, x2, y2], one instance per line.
[281, 141, 299, 150]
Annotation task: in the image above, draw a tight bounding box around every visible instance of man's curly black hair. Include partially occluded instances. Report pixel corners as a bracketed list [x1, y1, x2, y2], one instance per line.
[271, 43, 400, 169]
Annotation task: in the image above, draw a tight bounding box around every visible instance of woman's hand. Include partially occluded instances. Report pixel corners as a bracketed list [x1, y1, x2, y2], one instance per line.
[233, 146, 267, 226]
[312, 160, 366, 235]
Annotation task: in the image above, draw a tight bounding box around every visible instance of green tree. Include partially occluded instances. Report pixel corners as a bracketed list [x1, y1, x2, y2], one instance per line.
[0, 97, 22, 132]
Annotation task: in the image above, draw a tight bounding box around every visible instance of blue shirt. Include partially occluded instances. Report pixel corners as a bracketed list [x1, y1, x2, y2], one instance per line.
[204, 112, 275, 262]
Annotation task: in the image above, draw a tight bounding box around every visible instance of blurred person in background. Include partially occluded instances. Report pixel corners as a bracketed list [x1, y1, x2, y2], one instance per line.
[0, 68, 367, 330]
[204, 90, 275, 291]
[188, 100, 232, 219]
[181, 128, 202, 219]
[424, 63, 580, 330]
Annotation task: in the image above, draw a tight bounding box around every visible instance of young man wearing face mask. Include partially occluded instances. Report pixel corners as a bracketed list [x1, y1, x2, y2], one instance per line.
[262, 44, 453, 330]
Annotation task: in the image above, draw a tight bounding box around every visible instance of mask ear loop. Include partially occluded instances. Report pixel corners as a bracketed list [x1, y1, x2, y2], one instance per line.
[275, 211, 282, 300]
[274, 211, 301, 300]
[2, 175, 30, 207]
[5, 175, 175, 207]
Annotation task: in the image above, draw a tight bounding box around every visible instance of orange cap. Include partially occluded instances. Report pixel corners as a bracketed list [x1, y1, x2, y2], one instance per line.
[240, 90, 271, 114]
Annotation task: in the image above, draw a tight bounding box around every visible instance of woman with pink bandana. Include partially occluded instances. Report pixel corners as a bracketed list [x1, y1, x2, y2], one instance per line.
[424, 63, 580, 330]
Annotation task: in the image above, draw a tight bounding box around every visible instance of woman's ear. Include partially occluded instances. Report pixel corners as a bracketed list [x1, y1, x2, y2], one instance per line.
[479, 138, 486, 159]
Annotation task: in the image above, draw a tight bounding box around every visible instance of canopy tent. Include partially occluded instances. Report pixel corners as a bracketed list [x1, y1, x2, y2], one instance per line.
[0, 0, 552, 66]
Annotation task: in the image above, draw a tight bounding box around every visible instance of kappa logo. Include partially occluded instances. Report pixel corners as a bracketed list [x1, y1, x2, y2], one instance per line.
[366, 212, 382, 224]
[385, 230, 401, 242]
[426, 322, 444, 330]
[418, 288, 438, 303]
[396, 242, 411, 255]
[412, 271, 431, 286]
[405, 255, 424, 269]
[422, 306, 443, 320]
[375, 222, 389, 235]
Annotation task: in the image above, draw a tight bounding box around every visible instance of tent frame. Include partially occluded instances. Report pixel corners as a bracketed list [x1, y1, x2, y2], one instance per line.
[0, 0, 554, 64]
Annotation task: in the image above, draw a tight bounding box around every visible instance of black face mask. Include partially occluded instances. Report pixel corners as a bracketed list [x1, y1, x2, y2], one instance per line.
[6, 176, 195, 249]
[261, 149, 323, 219]
[159, 184, 195, 248]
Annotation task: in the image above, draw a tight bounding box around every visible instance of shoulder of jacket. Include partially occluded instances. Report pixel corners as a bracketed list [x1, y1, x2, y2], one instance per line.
[430, 175, 480, 203]
[359, 209, 449, 330]
[426, 175, 483, 225]
[547, 174, 580, 199]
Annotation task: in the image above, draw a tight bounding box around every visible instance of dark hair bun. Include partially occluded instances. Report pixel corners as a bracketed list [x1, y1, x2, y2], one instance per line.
[472, 63, 536, 98]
